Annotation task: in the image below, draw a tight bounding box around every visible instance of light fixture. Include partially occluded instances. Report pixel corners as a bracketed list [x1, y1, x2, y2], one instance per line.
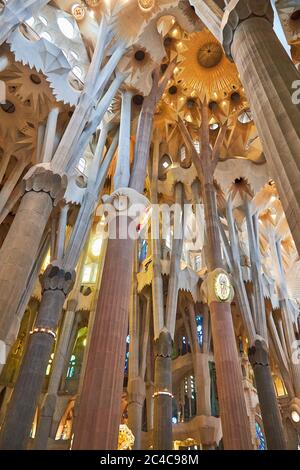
[91, 237, 102, 257]
[161, 153, 172, 170]
[72, 3, 86, 21]
[138, 0, 155, 12]
[291, 410, 300, 423]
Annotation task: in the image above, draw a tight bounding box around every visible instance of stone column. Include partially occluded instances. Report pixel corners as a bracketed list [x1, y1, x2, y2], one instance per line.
[72, 213, 136, 450]
[0, 262, 75, 450]
[114, 90, 132, 190]
[55, 204, 69, 262]
[222, 0, 300, 254]
[146, 381, 154, 432]
[186, 303, 211, 416]
[248, 339, 287, 449]
[33, 298, 78, 450]
[208, 293, 252, 449]
[41, 107, 60, 164]
[72, 66, 173, 450]
[153, 330, 173, 450]
[127, 377, 146, 450]
[0, 164, 67, 352]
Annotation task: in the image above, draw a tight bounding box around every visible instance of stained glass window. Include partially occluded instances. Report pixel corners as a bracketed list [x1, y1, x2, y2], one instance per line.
[195, 315, 203, 346]
[255, 422, 266, 450]
[67, 355, 76, 379]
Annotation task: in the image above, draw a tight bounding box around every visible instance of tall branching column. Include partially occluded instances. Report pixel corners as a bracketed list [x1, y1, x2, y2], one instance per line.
[0, 16, 123, 353]
[222, 0, 300, 254]
[0, 263, 75, 449]
[244, 199, 286, 449]
[248, 340, 286, 449]
[153, 330, 173, 450]
[153, 182, 184, 450]
[0, 167, 66, 354]
[179, 102, 252, 449]
[73, 64, 175, 450]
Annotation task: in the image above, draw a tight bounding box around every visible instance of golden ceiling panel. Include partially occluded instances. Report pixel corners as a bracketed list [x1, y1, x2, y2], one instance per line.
[175, 29, 241, 102]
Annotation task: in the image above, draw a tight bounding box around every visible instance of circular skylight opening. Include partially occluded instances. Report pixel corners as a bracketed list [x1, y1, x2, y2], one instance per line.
[39, 15, 48, 26]
[25, 17, 35, 27]
[40, 31, 52, 43]
[57, 17, 75, 39]
[238, 109, 252, 124]
[72, 65, 83, 81]
[70, 49, 79, 60]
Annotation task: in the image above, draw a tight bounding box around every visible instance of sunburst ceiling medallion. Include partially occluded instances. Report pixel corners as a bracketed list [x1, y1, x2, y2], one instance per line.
[197, 42, 223, 68]
[175, 30, 240, 101]
[138, 0, 155, 12]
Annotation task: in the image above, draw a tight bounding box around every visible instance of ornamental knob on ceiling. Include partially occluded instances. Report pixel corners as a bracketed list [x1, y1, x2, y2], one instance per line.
[138, 0, 155, 12]
[72, 3, 86, 21]
[197, 42, 223, 69]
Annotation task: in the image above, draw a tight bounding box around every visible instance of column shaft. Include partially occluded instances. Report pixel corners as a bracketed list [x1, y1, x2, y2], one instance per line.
[249, 340, 286, 449]
[73, 216, 135, 449]
[153, 331, 173, 450]
[230, 14, 300, 253]
[0, 263, 74, 449]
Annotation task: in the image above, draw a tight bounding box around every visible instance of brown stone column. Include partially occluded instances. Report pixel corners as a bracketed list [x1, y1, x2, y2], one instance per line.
[0, 165, 67, 350]
[72, 64, 173, 450]
[202, 181, 252, 450]
[222, 0, 300, 253]
[248, 339, 286, 449]
[153, 330, 173, 450]
[72, 215, 135, 449]
[0, 262, 74, 450]
[209, 300, 252, 449]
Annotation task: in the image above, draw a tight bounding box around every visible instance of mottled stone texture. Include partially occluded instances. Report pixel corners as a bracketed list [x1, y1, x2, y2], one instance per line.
[249, 340, 286, 449]
[73, 216, 135, 449]
[153, 330, 173, 450]
[0, 263, 74, 450]
[210, 301, 253, 449]
[0, 166, 67, 348]
[127, 377, 146, 450]
[223, 4, 300, 255]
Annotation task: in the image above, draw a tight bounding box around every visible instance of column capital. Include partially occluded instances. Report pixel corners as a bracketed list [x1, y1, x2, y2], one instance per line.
[105, 187, 151, 213]
[248, 338, 269, 368]
[200, 268, 234, 305]
[155, 329, 173, 358]
[23, 163, 67, 207]
[222, 0, 274, 60]
[40, 262, 76, 297]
